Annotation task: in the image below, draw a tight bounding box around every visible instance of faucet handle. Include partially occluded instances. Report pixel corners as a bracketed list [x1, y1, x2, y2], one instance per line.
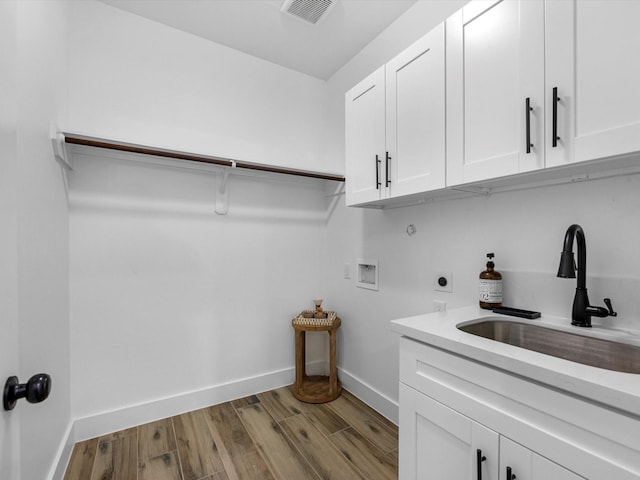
[603, 298, 617, 317]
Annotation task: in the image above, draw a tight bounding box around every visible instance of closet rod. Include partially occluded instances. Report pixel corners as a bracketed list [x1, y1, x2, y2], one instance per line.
[64, 134, 345, 182]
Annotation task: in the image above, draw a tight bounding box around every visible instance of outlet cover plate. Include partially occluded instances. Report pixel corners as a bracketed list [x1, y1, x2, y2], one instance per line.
[434, 272, 452, 293]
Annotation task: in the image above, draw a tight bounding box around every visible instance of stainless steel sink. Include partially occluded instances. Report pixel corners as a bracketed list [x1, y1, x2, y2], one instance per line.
[458, 318, 640, 374]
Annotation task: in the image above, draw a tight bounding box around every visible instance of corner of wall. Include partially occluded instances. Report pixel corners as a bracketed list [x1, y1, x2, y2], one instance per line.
[47, 421, 75, 480]
[339, 367, 399, 425]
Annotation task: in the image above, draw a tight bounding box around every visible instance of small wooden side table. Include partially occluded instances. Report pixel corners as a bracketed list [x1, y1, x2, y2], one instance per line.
[291, 312, 342, 403]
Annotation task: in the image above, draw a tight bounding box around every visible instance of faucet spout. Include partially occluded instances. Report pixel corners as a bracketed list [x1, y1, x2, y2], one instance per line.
[558, 224, 587, 289]
[557, 224, 615, 327]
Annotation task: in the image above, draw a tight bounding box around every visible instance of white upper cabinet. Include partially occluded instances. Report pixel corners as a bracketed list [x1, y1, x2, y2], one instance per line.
[345, 24, 446, 206]
[446, 0, 545, 186]
[448, 0, 640, 184]
[347, 0, 640, 206]
[385, 23, 446, 198]
[345, 66, 386, 205]
[545, 0, 640, 167]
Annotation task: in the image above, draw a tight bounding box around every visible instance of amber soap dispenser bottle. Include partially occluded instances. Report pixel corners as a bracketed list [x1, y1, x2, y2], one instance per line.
[479, 252, 502, 309]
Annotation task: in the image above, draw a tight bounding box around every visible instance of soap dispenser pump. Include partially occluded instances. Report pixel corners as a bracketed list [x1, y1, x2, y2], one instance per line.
[479, 253, 502, 309]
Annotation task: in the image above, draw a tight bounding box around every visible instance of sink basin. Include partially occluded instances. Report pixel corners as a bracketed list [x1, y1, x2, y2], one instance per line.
[458, 318, 640, 374]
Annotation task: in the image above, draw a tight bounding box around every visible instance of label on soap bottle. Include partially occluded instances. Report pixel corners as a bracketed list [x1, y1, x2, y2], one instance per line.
[479, 279, 502, 303]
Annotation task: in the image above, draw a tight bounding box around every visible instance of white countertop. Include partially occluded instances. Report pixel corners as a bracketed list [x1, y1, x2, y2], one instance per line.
[391, 306, 640, 418]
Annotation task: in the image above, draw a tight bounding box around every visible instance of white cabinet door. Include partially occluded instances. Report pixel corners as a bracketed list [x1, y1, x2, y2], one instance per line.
[500, 436, 584, 480]
[446, 0, 545, 185]
[0, 2, 20, 476]
[399, 383, 499, 480]
[543, 0, 573, 168]
[386, 23, 446, 197]
[532, 454, 585, 480]
[346, 23, 447, 206]
[345, 66, 386, 206]
[546, 0, 640, 167]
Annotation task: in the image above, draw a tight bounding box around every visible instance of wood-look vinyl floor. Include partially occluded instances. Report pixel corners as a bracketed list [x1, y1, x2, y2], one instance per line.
[63, 387, 398, 480]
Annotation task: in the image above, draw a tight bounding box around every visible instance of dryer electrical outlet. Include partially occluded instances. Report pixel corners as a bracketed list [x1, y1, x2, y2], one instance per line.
[434, 272, 452, 292]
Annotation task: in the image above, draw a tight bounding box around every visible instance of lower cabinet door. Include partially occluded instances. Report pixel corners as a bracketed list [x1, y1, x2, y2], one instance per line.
[399, 383, 498, 480]
[500, 436, 585, 480]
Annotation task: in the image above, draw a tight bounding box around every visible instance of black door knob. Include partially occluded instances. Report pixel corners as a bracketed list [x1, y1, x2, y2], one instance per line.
[3, 373, 52, 411]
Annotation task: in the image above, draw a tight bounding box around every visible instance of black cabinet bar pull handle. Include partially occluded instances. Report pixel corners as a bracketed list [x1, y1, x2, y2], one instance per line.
[476, 449, 487, 480]
[506, 466, 516, 479]
[552, 87, 560, 148]
[525, 97, 533, 154]
[385, 151, 391, 187]
[375, 154, 381, 190]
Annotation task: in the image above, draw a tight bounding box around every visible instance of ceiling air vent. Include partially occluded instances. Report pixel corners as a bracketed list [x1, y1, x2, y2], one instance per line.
[281, 0, 335, 25]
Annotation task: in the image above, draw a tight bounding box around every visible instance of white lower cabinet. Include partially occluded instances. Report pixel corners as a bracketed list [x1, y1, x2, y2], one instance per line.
[400, 383, 498, 479]
[500, 436, 583, 480]
[399, 336, 640, 480]
[400, 383, 582, 480]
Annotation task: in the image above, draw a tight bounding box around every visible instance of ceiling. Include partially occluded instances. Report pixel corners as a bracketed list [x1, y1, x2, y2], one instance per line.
[99, 0, 418, 80]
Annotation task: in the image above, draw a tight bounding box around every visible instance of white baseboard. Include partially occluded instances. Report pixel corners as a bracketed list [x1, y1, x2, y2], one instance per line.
[73, 366, 295, 442]
[338, 366, 399, 425]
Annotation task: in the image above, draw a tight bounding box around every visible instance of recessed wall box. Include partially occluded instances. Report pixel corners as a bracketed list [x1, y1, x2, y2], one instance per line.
[356, 258, 378, 291]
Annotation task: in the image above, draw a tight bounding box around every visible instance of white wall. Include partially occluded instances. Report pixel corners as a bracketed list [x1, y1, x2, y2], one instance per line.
[65, 1, 346, 436]
[14, 1, 71, 479]
[325, 174, 640, 420]
[67, 0, 336, 174]
[69, 151, 334, 429]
